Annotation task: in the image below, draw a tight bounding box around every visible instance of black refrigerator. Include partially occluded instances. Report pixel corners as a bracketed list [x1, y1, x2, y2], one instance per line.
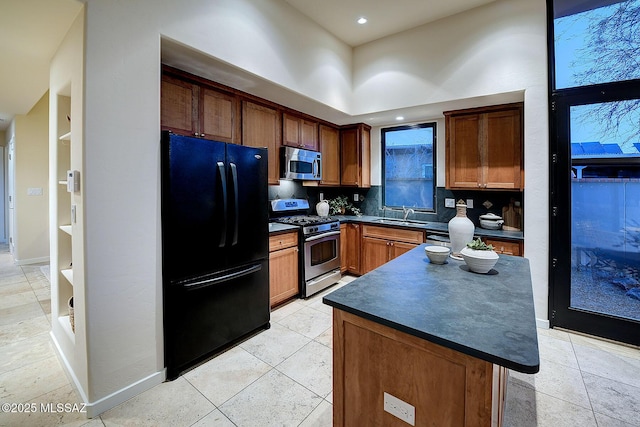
[161, 131, 270, 380]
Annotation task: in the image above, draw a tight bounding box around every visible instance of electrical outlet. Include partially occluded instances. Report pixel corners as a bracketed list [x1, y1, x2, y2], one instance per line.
[445, 198, 455, 208]
[319, 192, 324, 201]
[353, 193, 359, 202]
[466, 199, 474, 209]
[383, 392, 415, 426]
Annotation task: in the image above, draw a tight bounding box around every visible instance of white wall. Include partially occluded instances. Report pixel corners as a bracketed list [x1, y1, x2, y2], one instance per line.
[80, 0, 353, 409]
[354, 0, 549, 323]
[78, 0, 549, 412]
[12, 92, 50, 264]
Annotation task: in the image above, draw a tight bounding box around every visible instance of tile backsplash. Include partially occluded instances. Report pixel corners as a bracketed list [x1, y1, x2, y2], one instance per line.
[269, 181, 523, 230]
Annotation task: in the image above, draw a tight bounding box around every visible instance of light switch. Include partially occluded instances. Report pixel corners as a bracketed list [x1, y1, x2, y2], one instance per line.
[445, 198, 455, 208]
[466, 199, 474, 209]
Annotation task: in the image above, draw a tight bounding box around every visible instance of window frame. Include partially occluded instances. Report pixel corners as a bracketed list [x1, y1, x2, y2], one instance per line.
[381, 122, 437, 212]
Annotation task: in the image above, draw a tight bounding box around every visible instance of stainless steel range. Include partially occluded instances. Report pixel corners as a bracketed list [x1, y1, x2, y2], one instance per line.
[271, 199, 341, 298]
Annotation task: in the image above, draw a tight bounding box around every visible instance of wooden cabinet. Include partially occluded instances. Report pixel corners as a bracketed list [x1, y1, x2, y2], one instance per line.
[161, 73, 240, 144]
[319, 124, 340, 186]
[242, 100, 281, 185]
[269, 231, 299, 307]
[161, 74, 196, 136]
[483, 237, 523, 256]
[340, 223, 362, 275]
[200, 87, 240, 144]
[445, 103, 523, 190]
[361, 225, 423, 274]
[283, 113, 318, 151]
[340, 123, 371, 188]
[332, 309, 509, 427]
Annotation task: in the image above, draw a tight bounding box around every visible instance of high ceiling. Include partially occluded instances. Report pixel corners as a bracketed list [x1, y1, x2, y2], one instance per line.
[283, 0, 496, 47]
[0, 0, 498, 131]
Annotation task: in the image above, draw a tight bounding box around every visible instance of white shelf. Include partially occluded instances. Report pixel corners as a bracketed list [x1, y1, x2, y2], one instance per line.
[58, 315, 75, 340]
[61, 268, 73, 286]
[59, 225, 72, 235]
[59, 132, 71, 141]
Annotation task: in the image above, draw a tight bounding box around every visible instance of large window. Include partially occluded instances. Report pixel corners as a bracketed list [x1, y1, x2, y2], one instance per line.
[381, 123, 436, 211]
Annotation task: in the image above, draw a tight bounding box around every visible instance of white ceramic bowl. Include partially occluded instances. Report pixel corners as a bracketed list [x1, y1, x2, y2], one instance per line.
[460, 247, 499, 273]
[425, 245, 450, 264]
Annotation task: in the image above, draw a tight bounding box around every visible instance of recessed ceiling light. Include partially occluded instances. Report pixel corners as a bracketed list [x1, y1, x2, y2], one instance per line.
[396, 116, 404, 121]
[357, 17, 367, 24]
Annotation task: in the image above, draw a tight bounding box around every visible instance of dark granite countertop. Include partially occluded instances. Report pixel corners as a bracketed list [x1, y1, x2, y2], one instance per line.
[323, 244, 539, 373]
[268, 222, 299, 234]
[335, 215, 524, 241]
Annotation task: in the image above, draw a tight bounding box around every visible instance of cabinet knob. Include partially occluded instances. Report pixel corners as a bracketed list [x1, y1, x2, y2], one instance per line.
[201, 133, 205, 137]
[194, 132, 198, 136]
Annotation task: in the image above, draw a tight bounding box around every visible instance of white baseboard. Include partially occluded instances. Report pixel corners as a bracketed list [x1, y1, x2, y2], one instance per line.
[15, 255, 50, 265]
[84, 370, 165, 418]
[536, 318, 550, 329]
[50, 331, 166, 418]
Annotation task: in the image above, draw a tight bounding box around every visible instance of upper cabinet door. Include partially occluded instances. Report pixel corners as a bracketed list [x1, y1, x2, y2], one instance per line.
[319, 124, 340, 186]
[161, 74, 197, 136]
[201, 87, 241, 144]
[445, 103, 523, 191]
[242, 101, 281, 185]
[446, 114, 482, 189]
[341, 123, 371, 188]
[484, 109, 522, 190]
[282, 113, 318, 151]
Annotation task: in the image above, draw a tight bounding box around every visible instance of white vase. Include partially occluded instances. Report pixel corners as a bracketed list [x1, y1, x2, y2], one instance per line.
[448, 200, 475, 259]
[316, 200, 329, 217]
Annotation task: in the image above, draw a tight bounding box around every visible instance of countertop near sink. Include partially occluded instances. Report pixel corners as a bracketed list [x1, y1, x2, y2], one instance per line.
[334, 215, 524, 241]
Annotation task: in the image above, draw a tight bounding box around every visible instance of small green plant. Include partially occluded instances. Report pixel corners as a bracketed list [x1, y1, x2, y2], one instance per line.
[466, 238, 494, 251]
[327, 195, 361, 216]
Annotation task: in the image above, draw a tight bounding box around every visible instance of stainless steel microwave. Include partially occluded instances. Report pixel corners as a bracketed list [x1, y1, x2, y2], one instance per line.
[281, 146, 322, 181]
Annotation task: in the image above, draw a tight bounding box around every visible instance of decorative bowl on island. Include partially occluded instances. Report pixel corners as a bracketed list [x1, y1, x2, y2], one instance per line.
[425, 245, 450, 264]
[460, 239, 499, 274]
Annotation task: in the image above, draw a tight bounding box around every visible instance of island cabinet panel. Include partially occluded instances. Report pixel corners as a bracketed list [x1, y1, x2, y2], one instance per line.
[361, 225, 423, 274]
[340, 123, 371, 188]
[282, 112, 319, 151]
[319, 124, 341, 186]
[333, 309, 507, 427]
[242, 100, 281, 185]
[445, 103, 523, 191]
[269, 231, 299, 308]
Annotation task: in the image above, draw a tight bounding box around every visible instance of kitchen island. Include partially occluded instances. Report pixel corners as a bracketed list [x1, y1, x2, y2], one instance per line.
[323, 243, 539, 427]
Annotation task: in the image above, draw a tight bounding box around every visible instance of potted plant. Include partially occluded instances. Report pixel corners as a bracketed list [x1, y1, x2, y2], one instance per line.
[459, 238, 499, 273]
[327, 195, 362, 216]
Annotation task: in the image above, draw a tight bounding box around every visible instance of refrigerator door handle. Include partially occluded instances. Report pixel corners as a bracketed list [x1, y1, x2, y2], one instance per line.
[181, 263, 262, 290]
[230, 162, 239, 246]
[217, 161, 228, 247]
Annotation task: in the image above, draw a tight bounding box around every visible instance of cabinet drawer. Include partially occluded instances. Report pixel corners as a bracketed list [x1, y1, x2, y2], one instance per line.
[483, 238, 522, 256]
[361, 225, 424, 244]
[269, 232, 298, 252]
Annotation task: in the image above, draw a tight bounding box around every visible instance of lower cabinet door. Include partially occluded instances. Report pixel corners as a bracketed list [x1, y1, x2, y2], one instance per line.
[390, 241, 419, 260]
[269, 246, 299, 307]
[362, 237, 390, 274]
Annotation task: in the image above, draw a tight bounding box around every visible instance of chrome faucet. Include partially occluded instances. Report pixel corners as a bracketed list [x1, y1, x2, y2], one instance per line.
[402, 206, 415, 221]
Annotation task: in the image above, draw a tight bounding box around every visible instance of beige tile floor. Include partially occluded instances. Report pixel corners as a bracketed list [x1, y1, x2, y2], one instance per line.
[0, 243, 639, 426]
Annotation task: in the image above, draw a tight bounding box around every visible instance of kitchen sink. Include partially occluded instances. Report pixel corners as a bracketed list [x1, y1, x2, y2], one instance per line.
[374, 218, 428, 226]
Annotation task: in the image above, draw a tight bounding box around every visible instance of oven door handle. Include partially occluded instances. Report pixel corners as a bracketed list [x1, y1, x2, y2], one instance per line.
[305, 230, 341, 242]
